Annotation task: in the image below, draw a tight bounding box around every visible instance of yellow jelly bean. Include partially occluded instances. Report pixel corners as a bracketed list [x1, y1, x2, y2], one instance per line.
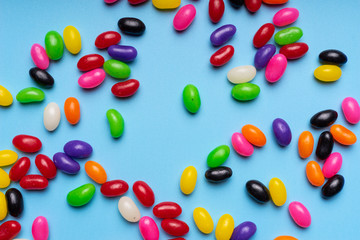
[0, 192, 7, 221]
[180, 166, 197, 195]
[0, 150, 18, 167]
[193, 207, 214, 234]
[0, 168, 10, 188]
[152, 0, 181, 9]
[215, 214, 234, 240]
[314, 65, 342, 82]
[269, 177, 287, 206]
[0, 85, 13, 106]
[63, 25, 81, 54]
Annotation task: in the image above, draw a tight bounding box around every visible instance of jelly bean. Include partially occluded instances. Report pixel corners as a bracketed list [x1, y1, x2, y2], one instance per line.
[64, 97, 81, 125]
[210, 24, 237, 47]
[104, 0, 118, 3]
[231, 133, 254, 157]
[254, 44, 276, 69]
[193, 207, 213, 234]
[139, 216, 159, 240]
[279, 43, 309, 60]
[77, 54, 105, 71]
[29, 67, 54, 88]
[272, 118, 291, 146]
[106, 109, 125, 138]
[207, 145, 230, 168]
[104, 59, 131, 79]
[35, 154, 57, 180]
[63, 25, 81, 55]
[173, 4, 196, 31]
[231, 83, 260, 101]
[263, 0, 288, 3]
[227, 65, 256, 84]
[215, 214, 234, 240]
[321, 174, 344, 198]
[253, 23, 275, 48]
[245, 0, 261, 13]
[229, 0, 244, 8]
[205, 166, 232, 182]
[306, 161, 325, 187]
[182, 84, 201, 114]
[112, 79, 140, 98]
[153, 202, 182, 219]
[20, 175, 48, 190]
[118, 18, 146, 36]
[152, 0, 180, 9]
[43, 102, 61, 132]
[310, 109, 338, 128]
[133, 181, 155, 207]
[5, 188, 23, 217]
[316, 131, 334, 160]
[297, 131, 314, 159]
[265, 54, 287, 83]
[342, 97, 360, 124]
[273, 8, 299, 27]
[230, 221, 257, 240]
[274, 27, 303, 45]
[101, 180, 129, 197]
[274, 236, 298, 240]
[53, 152, 80, 174]
[16, 87, 45, 103]
[78, 68, 106, 89]
[85, 161, 107, 184]
[30, 44, 49, 70]
[288, 201, 311, 228]
[128, 0, 147, 5]
[44, 31, 64, 60]
[0, 150, 18, 167]
[322, 152, 342, 178]
[180, 166, 197, 195]
[330, 124, 357, 145]
[64, 140, 92, 158]
[246, 180, 270, 203]
[161, 219, 189, 237]
[0, 192, 7, 221]
[108, 45, 137, 62]
[9, 157, 30, 182]
[0, 221, 21, 240]
[32, 216, 49, 240]
[210, 45, 234, 67]
[95, 31, 121, 49]
[314, 65, 342, 82]
[0, 85, 13, 107]
[209, 0, 225, 23]
[269, 177, 287, 206]
[319, 49, 347, 65]
[67, 183, 95, 207]
[118, 196, 141, 222]
[242, 124, 266, 147]
[0, 169, 10, 189]
[13, 135, 42, 153]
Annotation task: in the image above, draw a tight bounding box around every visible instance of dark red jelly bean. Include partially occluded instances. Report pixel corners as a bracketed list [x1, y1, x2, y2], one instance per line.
[209, 0, 225, 23]
[77, 54, 105, 71]
[279, 43, 309, 60]
[95, 31, 121, 49]
[161, 219, 189, 237]
[245, 0, 261, 13]
[5, 188, 23, 217]
[133, 181, 155, 207]
[20, 175, 48, 190]
[12, 134, 42, 153]
[35, 154, 57, 179]
[128, 0, 147, 4]
[111, 79, 140, 98]
[100, 180, 129, 197]
[210, 45, 235, 67]
[153, 202, 182, 219]
[253, 23, 275, 48]
[0, 221, 21, 240]
[9, 157, 30, 182]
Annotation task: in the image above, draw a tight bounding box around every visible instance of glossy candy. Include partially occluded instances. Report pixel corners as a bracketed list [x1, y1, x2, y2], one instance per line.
[101, 180, 129, 197]
[330, 124, 357, 145]
[95, 31, 121, 49]
[106, 109, 125, 138]
[253, 23, 275, 48]
[298, 131, 314, 159]
[64, 97, 80, 125]
[205, 167, 232, 182]
[31, 44, 49, 70]
[0, 169, 10, 188]
[13, 135, 42, 153]
[316, 131, 334, 160]
[342, 97, 360, 124]
[67, 183, 95, 207]
[209, 0, 225, 23]
[210, 24, 237, 46]
[64, 140, 92, 158]
[161, 219, 189, 237]
[53, 152, 80, 174]
[274, 27, 303, 45]
[321, 174, 344, 198]
[231, 221, 257, 240]
[133, 181, 155, 207]
[104, 59, 131, 79]
[0, 221, 21, 240]
[173, 4, 196, 31]
[231, 133, 254, 157]
[288, 201, 311, 228]
[85, 161, 107, 184]
[128, 0, 147, 5]
[77, 54, 105, 71]
[32, 216, 49, 240]
[306, 161, 325, 187]
[35, 154, 57, 179]
[111, 79, 140, 98]
[246, 180, 270, 203]
[231, 83, 260, 101]
[314, 65, 342, 82]
[242, 124, 266, 147]
[207, 145, 230, 168]
[5, 188, 23, 217]
[323, 152, 342, 178]
[279, 43, 309, 60]
[45, 31, 64, 60]
[227, 65, 256, 84]
[104, 0, 118, 3]
[310, 110, 338, 128]
[210, 45, 234, 67]
[272, 118, 291, 146]
[265, 54, 287, 83]
[319, 49, 347, 65]
[20, 175, 48, 190]
[139, 216, 159, 240]
[153, 202, 182, 219]
[152, 0, 180, 9]
[118, 196, 141, 222]
[273, 8, 299, 27]
[254, 44, 276, 69]
[43, 102, 61, 131]
[108, 45, 137, 62]
[0, 85, 13, 106]
[78, 68, 105, 89]
[245, 0, 261, 13]
[274, 237, 298, 240]
[180, 166, 197, 195]
[9, 157, 30, 182]
[16, 87, 45, 103]
[183, 84, 201, 114]
[0, 150, 18, 167]
[29, 67, 54, 88]
[263, 0, 288, 3]
[63, 25, 81, 54]
[118, 18, 146, 36]
[193, 207, 213, 234]
[215, 214, 234, 240]
[0, 192, 7, 221]
[269, 177, 287, 206]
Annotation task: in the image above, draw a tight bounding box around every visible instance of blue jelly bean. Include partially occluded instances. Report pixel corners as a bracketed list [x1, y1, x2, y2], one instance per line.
[108, 45, 138, 62]
[231, 221, 257, 240]
[272, 118, 292, 147]
[53, 152, 80, 174]
[63, 140, 93, 159]
[210, 24, 236, 46]
[254, 44, 276, 69]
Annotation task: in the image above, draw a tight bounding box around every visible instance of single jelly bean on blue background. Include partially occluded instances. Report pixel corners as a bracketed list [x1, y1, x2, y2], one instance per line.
[108, 45, 138, 62]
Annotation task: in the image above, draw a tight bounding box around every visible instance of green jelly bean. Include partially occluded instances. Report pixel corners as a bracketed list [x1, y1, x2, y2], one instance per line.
[103, 59, 131, 79]
[67, 183, 95, 207]
[183, 84, 201, 114]
[45, 30, 64, 60]
[106, 109, 125, 138]
[231, 83, 260, 101]
[207, 145, 230, 168]
[274, 27, 303, 45]
[16, 87, 45, 103]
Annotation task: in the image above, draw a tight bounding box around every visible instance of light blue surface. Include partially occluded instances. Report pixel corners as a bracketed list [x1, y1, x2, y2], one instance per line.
[0, 0, 359, 239]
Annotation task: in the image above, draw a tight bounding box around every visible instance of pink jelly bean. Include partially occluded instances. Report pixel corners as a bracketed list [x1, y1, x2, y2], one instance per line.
[231, 132, 254, 157]
[273, 8, 299, 27]
[265, 54, 287, 83]
[289, 201, 311, 228]
[104, 0, 118, 3]
[32, 216, 49, 240]
[322, 152, 342, 178]
[78, 68, 106, 89]
[342, 97, 360, 124]
[173, 4, 196, 31]
[31, 44, 50, 70]
[139, 216, 159, 240]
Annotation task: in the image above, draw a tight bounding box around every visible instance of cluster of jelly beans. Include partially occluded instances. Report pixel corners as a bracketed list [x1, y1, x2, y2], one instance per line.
[314, 49, 347, 82]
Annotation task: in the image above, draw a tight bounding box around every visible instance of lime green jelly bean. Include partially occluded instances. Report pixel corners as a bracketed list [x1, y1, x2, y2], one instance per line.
[67, 183, 95, 207]
[274, 27, 303, 45]
[207, 145, 230, 168]
[16, 87, 45, 103]
[45, 30, 64, 60]
[106, 109, 125, 138]
[103, 59, 131, 79]
[183, 84, 201, 114]
[231, 83, 260, 101]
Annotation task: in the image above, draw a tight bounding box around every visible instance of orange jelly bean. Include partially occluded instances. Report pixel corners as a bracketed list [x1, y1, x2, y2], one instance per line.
[298, 131, 314, 159]
[85, 161, 107, 184]
[330, 124, 357, 145]
[306, 161, 324, 187]
[274, 236, 298, 240]
[241, 124, 267, 147]
[262, 0, 288, 4]
[64, 97, 80, 125]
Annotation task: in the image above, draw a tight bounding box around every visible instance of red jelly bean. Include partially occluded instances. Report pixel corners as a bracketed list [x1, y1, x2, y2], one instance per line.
[210, 45, 235, 67]
[245, 0, 261, 13]
[133, 181, 155, 207]
[128, 0, 147, 4]
[9, 157, 30, 182]
[153, 202, 182, 219]
[253, 23, 275, 48]
[35, 154, 57, 179]
[95, 31, 121, 49]
[209, 0, 225, 23]
[12, 134, 42, 153]
[161, 219, 189, 237]
[279, 42, 309, 60]
[0, 220, 21, 240]
[170, 239, 186, 240]
[19, 175, 48, 190]
[111, 79, 140, 98]
[100, 180, 129, 197]
[77, 54, 105, 71]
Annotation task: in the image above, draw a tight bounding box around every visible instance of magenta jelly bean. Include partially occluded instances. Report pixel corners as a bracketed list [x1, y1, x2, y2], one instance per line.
[322, 152, 342, 178]
[173, 4, 196, 31]
[273, 8, 299, 27]
[139, 216, 160, 240]
[78, 68, 106, 89]
[342, 97, 360, 124]
[265, 54, 287, 83]
[288, 201, 311, 228]
[32, 216, 49, 240]
[31, 44, 50, 70]
[231, 132, 254, 157]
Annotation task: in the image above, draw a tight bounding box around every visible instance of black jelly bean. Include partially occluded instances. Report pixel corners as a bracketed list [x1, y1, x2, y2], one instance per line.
[205, 167, 232, 183]
[321, 174, 344, 198]
[5, 188, 24, 217]
[246, 180, 270, 203]
[316, 131, 334, 160]
[319, 49, 347, 65]
[229, 0, 244, 8]
[118, 17, 146, 36]
[29, 67, 54, 87]
[310, 109, 338, 128]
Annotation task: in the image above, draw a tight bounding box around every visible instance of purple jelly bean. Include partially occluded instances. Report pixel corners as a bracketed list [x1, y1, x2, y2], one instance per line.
[254, 44, 276, 69]
[63, 140, 93, 158]
[108, 45, 138, 62]
[53, 152, 80, 174]
[210, 24, 237, 47]
[272, 118, 292, 147]
[231, 221, 257, 240]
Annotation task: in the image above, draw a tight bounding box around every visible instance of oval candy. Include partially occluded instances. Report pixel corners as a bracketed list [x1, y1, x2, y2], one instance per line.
[111, 79, 140, 98]
[43, 102, 61, 131]
[254, 44, 276, 69]
[101, 180, 129, 197]
[210, 24, 237, 47]
[64, 140, 93, 158]
[180, 166, 197, 195]
[246, 180, 270, 203]
[13, 135, 42, 153]
[298, 131, 314, 159]
[35, 154, 57, 179]
[78, 68, 106, 89]
[95, 31, 121, 49]
[85, 161, 107, 184]
[263, 0, 288, 3]
[319, 49, 347, 65]
[205, 167, 232, 182]
[330, 124, 357, 145]
[274, 237, 298, 240]
[227, 65, 256, 84]
[153, 202, 182, 219]
[128, 0, 147, 5]
[0, 192, 7, 221]
[274, 27, 303, 45]
[0, 85, 13, 107]
[183, 84, 201, 114]
[272, 118, 292, 146]
[209, 0, 225, 23]
[269, 177, 287, 206]
[67, 183, 95, 207]
[29, 67, 54, 88]
[30, 44, 49, 70]
[314, 65, 342, 82]
[32, 216, 49, 240]
[322, 152, 342, 179]
[9, 157, 30, 182]
[152, 0, 180, 9]
[133, 181, 155, 207]
[310, 110, 338, 128]
[265, 54, 287, 83]
[242, 124, 266, 147]
[16, 87, 45, 103]
[161, 219, 189, 237]
[279, 42, 309, 60]
[77, 54, 105, 71]
[306, 161, 325, 187]
[193, 207, 214, 234]
[316, 131, 334, 160]
[5, 188, 23, 217]
[64, 97, 81, 125]
[108, 45, 137, 62]
[253, 23, 275, 48]
[118, 196, 141, 222]
[230, 0, 244, 8]
[231, 83, 260, 101]
[0, 150, 18, 167]
[104, 59, 131, 79]
[44, 30, 64, 60]
[288, 201, 311, 228]
[273, 8, 299, 27]
[321, 174, 344, 198]
[342, 97, 360, 124]
[63, 25, 81, 54]
[20, 175, 48, 190]
[215, 214, 234, 240]
[0, 169, 10, 189]
[53, 152, 80, 174]
[230, 221, 257, 240]
[106, 109, 125, 138]
[118, 17, 146, 36]
[0, 221, 21, 240]
[210, 45, 234, 67]
[245, 0, 261, 13]
[139, 216, 159, 240]
[173, 4, 196, 31]
[207, 145, 230, 168]
[231, 132, 254, 157]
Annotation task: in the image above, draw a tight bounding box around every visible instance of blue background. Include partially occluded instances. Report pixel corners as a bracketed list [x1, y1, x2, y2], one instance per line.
[1, 0, 359, 239]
